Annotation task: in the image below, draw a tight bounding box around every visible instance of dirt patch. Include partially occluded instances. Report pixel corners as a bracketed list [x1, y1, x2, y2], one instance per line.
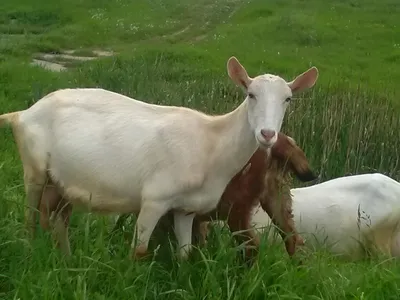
[30, 59, 67, 72]
[92, 50, 114, 57]
[40, 53, 97, 61]
[63, 49, 114, 57]
[30, 49, 115, 72]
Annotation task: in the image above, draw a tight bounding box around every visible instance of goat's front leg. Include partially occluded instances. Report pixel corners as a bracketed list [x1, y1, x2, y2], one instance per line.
[227, 210, 260, 258]
[131, 202, 169, 259]
[260, 197, 300, 257]
[174, 211, 195, 259]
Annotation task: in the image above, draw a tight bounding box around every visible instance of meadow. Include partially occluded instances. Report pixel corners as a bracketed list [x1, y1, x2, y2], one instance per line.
[0, 0, 400, 299]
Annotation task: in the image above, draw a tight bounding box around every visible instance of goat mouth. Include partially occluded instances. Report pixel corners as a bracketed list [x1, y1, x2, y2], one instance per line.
[256, 137, 276, 148]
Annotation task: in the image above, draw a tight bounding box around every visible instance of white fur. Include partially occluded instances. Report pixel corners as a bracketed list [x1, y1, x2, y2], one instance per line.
[251, 173, 400, 259]
[0, 57, 318, 258]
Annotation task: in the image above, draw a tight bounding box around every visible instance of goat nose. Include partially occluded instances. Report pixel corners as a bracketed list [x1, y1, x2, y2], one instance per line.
[260, 129, 276, 141]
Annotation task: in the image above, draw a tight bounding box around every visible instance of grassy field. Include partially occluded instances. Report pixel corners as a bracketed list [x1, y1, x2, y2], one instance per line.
[0, 0, 400, 299]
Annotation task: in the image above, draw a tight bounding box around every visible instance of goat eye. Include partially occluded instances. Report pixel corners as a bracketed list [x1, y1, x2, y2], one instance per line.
[285, 97, 292, 103]
[248, 93, 255, 99]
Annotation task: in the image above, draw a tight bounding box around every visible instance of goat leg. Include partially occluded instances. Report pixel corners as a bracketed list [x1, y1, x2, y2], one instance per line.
[39, 183, 73, 255]
[192, 219, 209, 246]
[260, 195, 302, 257]
[226, 210, 260, 258]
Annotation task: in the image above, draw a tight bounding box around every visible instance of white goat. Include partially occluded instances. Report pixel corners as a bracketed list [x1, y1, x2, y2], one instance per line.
[0, 56, 318, 259]
[251, 173, 400, 259]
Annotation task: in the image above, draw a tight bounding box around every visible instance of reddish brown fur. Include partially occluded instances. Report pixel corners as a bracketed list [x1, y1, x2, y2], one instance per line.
[193, 149, 268, 254]
[259, 135, 314, 255]
[191, 133, 316, 257]
[37, 133, 316, 259]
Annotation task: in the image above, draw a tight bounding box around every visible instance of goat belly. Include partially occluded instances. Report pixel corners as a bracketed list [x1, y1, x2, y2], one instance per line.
[63, 186, 142, 214]
[172, 182, 227, 215]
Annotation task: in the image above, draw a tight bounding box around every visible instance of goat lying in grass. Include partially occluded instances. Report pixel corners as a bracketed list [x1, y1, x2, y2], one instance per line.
[0, 56, 319, 259]
[106, 132, 317, 258]
[251, 173, 400, 260]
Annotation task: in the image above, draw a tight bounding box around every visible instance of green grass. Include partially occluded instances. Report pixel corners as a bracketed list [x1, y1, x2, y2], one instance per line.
[0, 0, 400, 299]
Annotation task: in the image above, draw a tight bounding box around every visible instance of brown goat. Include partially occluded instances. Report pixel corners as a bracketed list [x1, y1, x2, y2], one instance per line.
[38, 132, 316, 258]
[193, 134, 316, 257]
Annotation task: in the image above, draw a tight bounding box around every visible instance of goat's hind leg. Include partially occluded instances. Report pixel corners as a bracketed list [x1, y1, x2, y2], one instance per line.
[227, 210, 260, 259]
[23, 169, 47, 239]
[192, 219, 210, 246]
[50, 198, 73, 256]
[261, 197, 300, 258]
[38, 182, 73, 256]
[14, 126, 48, 240]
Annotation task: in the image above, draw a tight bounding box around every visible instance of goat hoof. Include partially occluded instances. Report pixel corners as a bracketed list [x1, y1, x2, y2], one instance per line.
[132, 244, 149, 260]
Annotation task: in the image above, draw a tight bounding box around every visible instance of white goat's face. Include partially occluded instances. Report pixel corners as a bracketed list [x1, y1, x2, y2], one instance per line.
[227, 56, 319, 148]
[246, 75, 292, 147]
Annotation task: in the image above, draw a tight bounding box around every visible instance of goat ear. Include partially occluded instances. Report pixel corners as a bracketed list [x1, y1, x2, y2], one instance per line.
[294, 167, 318, 182]
[271, 133, 317, 182]
[279, 137, 318, 182]
[288, 67, 318, 93]
[288, 148, 318, 182]
[227, 56, 252, 89]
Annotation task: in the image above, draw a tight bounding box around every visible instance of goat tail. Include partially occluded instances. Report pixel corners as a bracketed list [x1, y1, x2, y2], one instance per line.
[0, 111, 21, 128]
